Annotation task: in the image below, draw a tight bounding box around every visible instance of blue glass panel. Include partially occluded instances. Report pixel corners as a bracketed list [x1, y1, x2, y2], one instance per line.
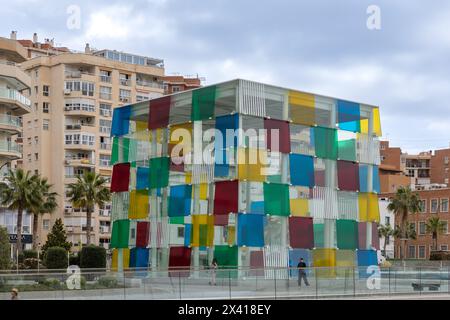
[359, 164, 369, 193]
[338, 100, 360, 133]
[289, 249, 312, 277]
[111, 105, 132, 137]
[373, 166, 380, 193]
[250, 201, 265, 214]
[237, 214, 264, 247]
[136, 167, 150, 190]
[130, 248, 149, 268]
[357, 250, 378, 279]
[168, 185, 192, 217]
[184, 224, 192, 247]
[289, 154, 315, 187]
[214, 114, 238, 177]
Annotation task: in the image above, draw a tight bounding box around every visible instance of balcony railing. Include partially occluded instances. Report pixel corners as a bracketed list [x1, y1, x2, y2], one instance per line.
[0, 88, 31, 108]
[0, 114, 22, 129]
[120, 79, 131, 86]
[65, 156, 95, 165]
[65, 124, 95, 130]
[99, 109, 112, 117]
[136, 79, 164, 89]
[99, 93, 112, 100]
[99, 75, 112, 83]
[100, 143, 111, 150]
[0, 139, 22, 154]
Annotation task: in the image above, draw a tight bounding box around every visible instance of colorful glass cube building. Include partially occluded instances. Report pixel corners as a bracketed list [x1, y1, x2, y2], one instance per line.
[109, 79, 382, 278]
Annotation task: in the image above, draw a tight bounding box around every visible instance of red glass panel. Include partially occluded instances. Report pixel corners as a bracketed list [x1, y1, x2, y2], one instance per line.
[111, 163, 131, 192]
[264, 119, 291, 153]
[337, 160, 359, 192]
[148, 96, 171, 130]
[214, 180, 238, 215]
[136, 221, 150, 248]
[289, 217, 314, 249]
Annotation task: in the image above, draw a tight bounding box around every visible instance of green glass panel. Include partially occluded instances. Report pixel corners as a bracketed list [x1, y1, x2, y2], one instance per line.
[214, 245, 238, 267]
[149, 157, 170, 189]
[111, 137, 119, 165]
[199, 224, 207, 246]
[338, 139, 357, 162]
[192, 86, 216, 121]
[267, 174, 282, 184]
[169, 216, 185, 224]
[110, 219, 130, 249]
[313, 224, 324, 248]
[336, 220, 358, 250]
[263, 183, 290, 216]
[314, 127, 338, 160]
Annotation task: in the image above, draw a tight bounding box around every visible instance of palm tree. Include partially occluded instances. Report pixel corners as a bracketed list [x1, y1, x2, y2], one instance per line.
[0, 169, 41, 255]
[387, 186, 421, 259]
[29, 177, 58, 250]
[66, 172, 110, 245]
[426, 216, 446, 251]
[378, 224, 394, 258]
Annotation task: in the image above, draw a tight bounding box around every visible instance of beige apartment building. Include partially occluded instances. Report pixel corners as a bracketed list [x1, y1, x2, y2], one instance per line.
[19, 38, 165, 250]
[0, 35, 33, 249]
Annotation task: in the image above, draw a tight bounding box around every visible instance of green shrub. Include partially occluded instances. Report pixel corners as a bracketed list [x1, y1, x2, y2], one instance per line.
[430, 251, 450, 260]
[0, 227, 10, 270]
[23, 250, 38, 260]
[42, 278, 62, 289]
[24, 258, 39, 269]
[44, 247, 68, 269]
[97, 276, 118, 288]
[69, 254, 80, 266]
[80, 245, 106, 269]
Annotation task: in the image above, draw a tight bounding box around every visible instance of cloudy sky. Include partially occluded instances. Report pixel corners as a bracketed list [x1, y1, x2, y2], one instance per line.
[1, 0, 449, 153]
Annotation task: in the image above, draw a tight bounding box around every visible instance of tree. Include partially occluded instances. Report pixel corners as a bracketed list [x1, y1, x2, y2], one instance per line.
[0, 226, 10, 270]
[426, 216, 446, 251]
[41, 218, 72, 256]
[387, 186, 421, 259]
[378, 224, 394, 258]
[67, 172, 110, 245]
[29, 177, 58, 250]
[0, 169, 41, 256]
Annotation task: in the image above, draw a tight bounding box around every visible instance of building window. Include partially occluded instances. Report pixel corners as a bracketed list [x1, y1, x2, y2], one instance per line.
[99, 86, 112, 100]
[418, 200, 426, 213]
[99, 70, 111, 83]
[43, 219, 50, 230]
[34, 103, 38, 112]
[43, 119, 49, 130]
[27, 154, 31, 163]
[409, 222, 416, 234]
[408, 246, 416, 259]
[418, 246, 426, 259]
[380, 155, 386, 162]
[177, 227, 184, 238]
[34, 136, 39, 145]
[445, 156, 449, 165]
[34, 86, 38, 94]
[99, 119, 112, 134]
[65, 81, 94, 96]
[99, 103, 111, 117]
[443, 221, 448, 234]
[99, 154, 111, 167]
[441, 245, 448, 251]
[43, 102, 50, 113]
[431, 199, 438, 213]
[27, 137, 32, 145]
[43, 85, 50, 96]
[419, 221, 426, 235]
[34, 153, 39, 161]
[119, 89, 131, 102]
[385, 216, 390, 226]
[34, 119, 38, 128]
[441, 199, 449, 213]
[172, 86, 181, 93]
[119, 73, 131, 86]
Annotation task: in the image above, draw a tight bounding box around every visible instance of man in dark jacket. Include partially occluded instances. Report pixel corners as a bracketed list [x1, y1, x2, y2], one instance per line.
[297, 258, 310, 287]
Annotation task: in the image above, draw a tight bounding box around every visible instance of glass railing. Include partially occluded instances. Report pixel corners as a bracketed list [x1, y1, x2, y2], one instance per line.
[136, 80, 164, 89]
[0, 87, 31, 108]
[1, 266, 450, 300]
[0, 139, 22, 154]
[0, 114, 22, 128]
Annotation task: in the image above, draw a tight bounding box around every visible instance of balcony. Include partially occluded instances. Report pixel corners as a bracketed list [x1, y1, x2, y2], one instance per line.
[99, 92, 112, 101]
[120, 78, 131, 87]
[136, 79, 164, 89]
[0, 139, 22, 159]
[65, 123, 96, 132]
[100, 142, 112, 151]
[99, 226, 110, 234]
[64, 71, 96, 82]
[99, 109, 112, 117]
[99, 209, 111, 217]
[0, 87, 31, 114]
[65, 156, 95, 167]
[99, 75, 112, 83]
[0, 60, 31, 89]
[64, 106, 96, 116]
[0, 114, 22, 133]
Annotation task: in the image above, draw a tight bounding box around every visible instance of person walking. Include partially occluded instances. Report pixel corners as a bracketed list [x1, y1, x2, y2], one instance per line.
[11, 288, 19, 300]
[297, 258, 310, 287]
[209, 258, 218, 286]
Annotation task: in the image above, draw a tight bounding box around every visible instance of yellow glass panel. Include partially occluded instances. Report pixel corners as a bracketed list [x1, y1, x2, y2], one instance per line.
[237, 148, 267, 182]
[373, 107, 382, 137]
[207, 215, 215, 247]
[185, 172, 192, 184]
[289, 91, 316, 125]
[312, 248, 336, 278]
[227, 226, 236, 246]
[199, 183, 208, 200]
[136, 120, 147, 132]
[128, 190, 149, 219]
[359, 193, 380, 222]
[111, 248, 131, 271]
[358, 193, 369, 222]
[360, 119, 369, 134]
[336, 250, 356, 277]
[290, 199, 309, 217]
[368, 193, 380, 222]
[191, 214, 214, 247]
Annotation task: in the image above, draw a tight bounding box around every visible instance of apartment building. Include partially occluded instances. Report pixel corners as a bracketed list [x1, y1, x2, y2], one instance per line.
[430, 148, 450, 186]
[384, 188, 450, 259]
[402, 151, 432, 186]
[19, 37, 166, 251]
[379, 141, 410, 193]
[163, 75, 202, 94]
[0, 34, 33, 250]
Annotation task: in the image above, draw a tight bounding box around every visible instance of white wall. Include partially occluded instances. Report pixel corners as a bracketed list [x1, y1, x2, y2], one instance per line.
[378, 199, 395, 259]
